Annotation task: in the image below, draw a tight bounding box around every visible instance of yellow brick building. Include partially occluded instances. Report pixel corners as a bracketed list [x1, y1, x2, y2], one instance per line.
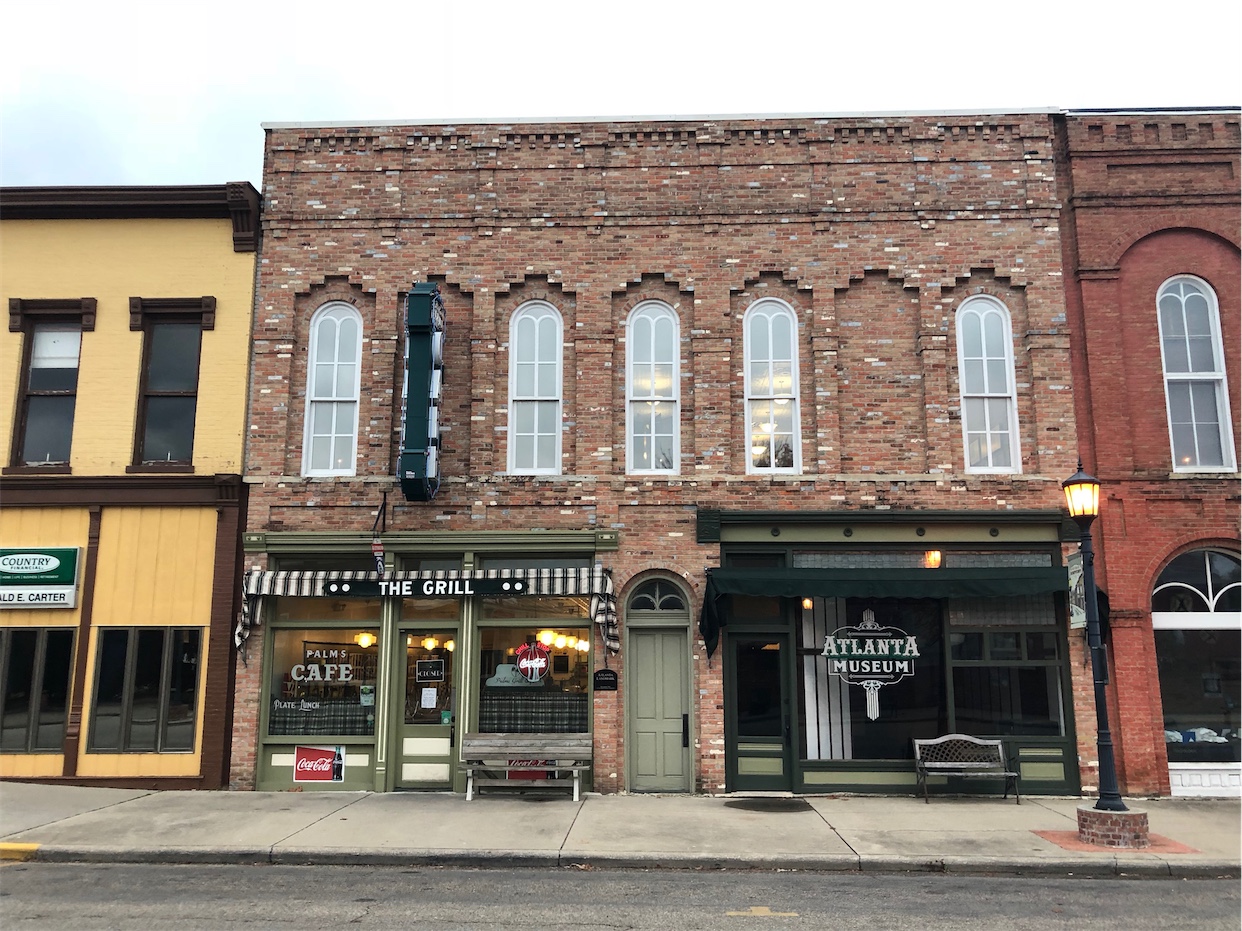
[0, 185, 259, 787]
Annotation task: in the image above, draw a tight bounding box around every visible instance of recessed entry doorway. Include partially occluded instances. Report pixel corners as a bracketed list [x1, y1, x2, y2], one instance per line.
[726, 633, 793, 792]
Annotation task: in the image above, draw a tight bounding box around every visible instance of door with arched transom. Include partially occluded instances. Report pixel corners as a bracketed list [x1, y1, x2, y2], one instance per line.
[627, 579, 692, 792]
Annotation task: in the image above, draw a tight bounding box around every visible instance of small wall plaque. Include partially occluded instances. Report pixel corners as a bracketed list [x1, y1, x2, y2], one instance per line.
[593, 669, 619, 691]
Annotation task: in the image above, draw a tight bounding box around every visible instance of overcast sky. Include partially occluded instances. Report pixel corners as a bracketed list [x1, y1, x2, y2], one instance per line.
[3, 0, 1238, 189]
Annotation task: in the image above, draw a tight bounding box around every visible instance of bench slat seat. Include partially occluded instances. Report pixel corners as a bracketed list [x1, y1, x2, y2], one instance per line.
[912, 734, 1020, 804]
[460, 732, 592, 801]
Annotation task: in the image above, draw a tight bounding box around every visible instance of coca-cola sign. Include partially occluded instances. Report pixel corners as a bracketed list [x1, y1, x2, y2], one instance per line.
[294, 745, 344, 782]
[514, 641, 550, 683]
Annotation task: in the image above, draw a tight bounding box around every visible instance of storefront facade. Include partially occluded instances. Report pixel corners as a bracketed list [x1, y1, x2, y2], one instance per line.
[235, 112, 1093, 796]
[700, 511, 1080, 796]
[1058, 110, 1241, 796]
[233, 546, 617, 792]
[0, 184, 259, 788]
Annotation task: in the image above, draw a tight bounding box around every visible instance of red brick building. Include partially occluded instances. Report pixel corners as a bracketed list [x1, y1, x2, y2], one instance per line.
[1058, 110, 1241, 797]
[230, 113, 1090, 797]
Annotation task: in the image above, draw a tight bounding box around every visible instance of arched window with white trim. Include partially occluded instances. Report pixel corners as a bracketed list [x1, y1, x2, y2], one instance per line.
[1151, 549, 1241, 796]
[626, 302, 679, 473]
[303, 302, 362, 476]
[745, 299, 800, 474]
[956, 296, 1020, 473]
[508, 301, 563, 474]
[1158, 276, 1236, 472]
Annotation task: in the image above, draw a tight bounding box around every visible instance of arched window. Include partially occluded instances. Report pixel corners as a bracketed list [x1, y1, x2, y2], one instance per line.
[1157, 276, 1235, 471]
[626, 302, 679, 473]
[1151, 549, 1241, 791]
[956, 297, 1020, 473]
[627, 579, 687, 612]
[1153, 549, 1241, 617]
[303, 302, 362, 476]
[744, 300, 800, 473]
[508, 301, 563, 474]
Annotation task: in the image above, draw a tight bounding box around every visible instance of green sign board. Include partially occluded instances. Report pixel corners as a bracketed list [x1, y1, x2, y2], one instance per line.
[0, 547, 81, 608]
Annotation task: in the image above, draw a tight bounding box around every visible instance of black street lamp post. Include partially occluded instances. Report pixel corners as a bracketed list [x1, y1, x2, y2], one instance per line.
[1063, 462, 1128, 812]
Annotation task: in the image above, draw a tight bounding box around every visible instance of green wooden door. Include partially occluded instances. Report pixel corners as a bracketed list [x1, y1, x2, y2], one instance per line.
[630, 628, 690, 792]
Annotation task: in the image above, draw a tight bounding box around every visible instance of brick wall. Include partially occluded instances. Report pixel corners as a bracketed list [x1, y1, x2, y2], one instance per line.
[1059, 111, 1242, 795]
[239, 114, 1084, 792]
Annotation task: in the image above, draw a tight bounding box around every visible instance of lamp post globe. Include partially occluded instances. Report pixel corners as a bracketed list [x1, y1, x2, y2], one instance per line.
[1063, 461, 1127, 812]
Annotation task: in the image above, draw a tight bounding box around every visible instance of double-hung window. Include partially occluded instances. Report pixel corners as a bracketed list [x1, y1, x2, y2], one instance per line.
[745, 300, 800, 473]
[626, 302, 679, 473]
[8, 299, 94, 469]
[303, 302, 362, 476]
[17, 326, 81, 466]
[508, 301, 562, 474]
[130, 297, 212, 468]
[956, 297, 1020, 472]
[1158, 277, 1235, 471]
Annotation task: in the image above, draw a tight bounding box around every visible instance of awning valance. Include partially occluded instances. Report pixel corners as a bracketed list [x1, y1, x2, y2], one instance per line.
[235, 567, 618, 659]
[699, 566, 1069, 657]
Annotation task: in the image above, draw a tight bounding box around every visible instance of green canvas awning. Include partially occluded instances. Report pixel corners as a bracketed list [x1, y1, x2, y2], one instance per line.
[699, 566, 1069, 657]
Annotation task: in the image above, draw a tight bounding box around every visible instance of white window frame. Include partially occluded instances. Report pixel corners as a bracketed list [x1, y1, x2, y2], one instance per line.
[744, 299, 801, 475]
[1157, 276, 1236, 473]
[507, 301, 563, 475]
[302, 302, 362, 477]
[955, 296, 1021, 474]
[626, 301, 680, 474]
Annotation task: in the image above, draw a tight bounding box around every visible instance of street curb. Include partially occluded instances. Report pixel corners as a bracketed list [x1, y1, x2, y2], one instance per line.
[0, 843, 39, 862]
[11, 845, 1238, 878]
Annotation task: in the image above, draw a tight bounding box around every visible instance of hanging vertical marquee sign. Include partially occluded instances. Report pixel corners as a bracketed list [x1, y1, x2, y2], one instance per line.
[399, 282, 446, 502]
[821, 608, 919, 721]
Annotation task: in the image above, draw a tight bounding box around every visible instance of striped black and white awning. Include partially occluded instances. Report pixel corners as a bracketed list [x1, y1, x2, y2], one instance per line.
[235, 567, 619, 657]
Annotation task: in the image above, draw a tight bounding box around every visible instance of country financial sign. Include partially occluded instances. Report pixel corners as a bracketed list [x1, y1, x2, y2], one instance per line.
[822, 608, 919, 720]
[0, 548, 81, 609]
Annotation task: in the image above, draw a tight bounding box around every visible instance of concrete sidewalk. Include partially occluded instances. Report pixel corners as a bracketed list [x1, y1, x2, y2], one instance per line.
[1, 781, 1237, 878]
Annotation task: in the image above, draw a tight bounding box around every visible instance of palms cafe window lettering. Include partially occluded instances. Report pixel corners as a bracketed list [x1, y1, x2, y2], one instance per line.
[268, 632, 379, 737]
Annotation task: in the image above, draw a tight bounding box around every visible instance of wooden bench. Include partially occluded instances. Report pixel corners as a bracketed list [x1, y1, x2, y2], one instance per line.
[460, 732, 592, 801]
[912, 734, 1020, 804]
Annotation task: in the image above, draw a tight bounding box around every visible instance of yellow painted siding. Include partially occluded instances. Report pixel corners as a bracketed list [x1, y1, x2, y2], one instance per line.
[0, 508, 89, 627]
[75, 622, 206, 777]
[0, 755, 65, 779]
[93, 507, 217, 625]
[0, 217, 255, 474]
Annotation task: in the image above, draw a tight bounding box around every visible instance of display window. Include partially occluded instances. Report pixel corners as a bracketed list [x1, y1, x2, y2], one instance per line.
[89, 627, 201, 752]
[799, 597, 1066, 761]
[1156, 629, 1241, 763]
[0, 628, 74, 752]
[1152, 549, 1241, 767]
[476, 624, 590, 733]
[267, 627, 379, 737]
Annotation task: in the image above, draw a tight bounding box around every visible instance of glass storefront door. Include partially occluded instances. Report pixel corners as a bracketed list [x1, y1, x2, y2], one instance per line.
[727, 633, 793, 791]
[394, 628, 456, 788]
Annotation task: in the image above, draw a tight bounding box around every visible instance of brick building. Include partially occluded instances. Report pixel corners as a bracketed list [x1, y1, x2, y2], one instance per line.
[1057, 110, 1241, 797]
[230, 113, 1098, 796]
[1, 184, 260, 788]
